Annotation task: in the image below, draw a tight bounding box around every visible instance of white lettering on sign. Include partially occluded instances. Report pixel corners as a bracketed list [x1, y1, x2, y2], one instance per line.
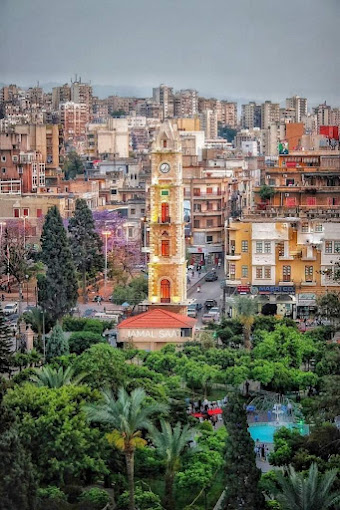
[126, 329, 180, 339]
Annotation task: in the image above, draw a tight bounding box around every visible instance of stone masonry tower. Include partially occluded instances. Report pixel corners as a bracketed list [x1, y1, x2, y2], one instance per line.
[148, 121, 188, 314]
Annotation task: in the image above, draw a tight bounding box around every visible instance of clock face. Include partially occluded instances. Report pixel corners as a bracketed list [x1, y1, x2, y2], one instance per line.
[159, 162, 171, 174]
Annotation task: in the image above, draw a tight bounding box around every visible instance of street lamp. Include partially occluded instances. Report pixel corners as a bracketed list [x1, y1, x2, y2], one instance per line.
[102, 231, 111, 289]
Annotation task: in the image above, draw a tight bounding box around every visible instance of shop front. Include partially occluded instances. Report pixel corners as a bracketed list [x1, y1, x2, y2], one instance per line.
[252, 285, 296, 318]
[296, 293, 317, 319]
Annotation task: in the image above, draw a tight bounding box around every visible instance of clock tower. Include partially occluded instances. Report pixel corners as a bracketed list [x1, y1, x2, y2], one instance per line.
[148, 121, 188, 314]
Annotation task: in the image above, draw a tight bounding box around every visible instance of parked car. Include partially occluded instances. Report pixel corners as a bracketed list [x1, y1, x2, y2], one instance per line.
[204, 299, 217, 310]
[202, 313, 215, 324]
[205, 272, 218, 282]
[3, 302, 18, 315]
[208, 306, 220, 316]
[187, 304, 198, 318]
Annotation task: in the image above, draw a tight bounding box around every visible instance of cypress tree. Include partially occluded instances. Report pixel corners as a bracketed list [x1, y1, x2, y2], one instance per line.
[46, 323, 69, 362]
[0, 306, 13, 375]
[38, 206, 78, 322]
[68, 199, 104, 303]
[222, 395, 264, 509]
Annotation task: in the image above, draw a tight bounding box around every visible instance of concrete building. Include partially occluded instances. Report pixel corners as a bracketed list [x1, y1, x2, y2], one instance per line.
[152, 84, 174, 120]
[52, 84, 71, 110]
[173, 89, 198, 117]
[241, 102, 261, 129]
[286, 96, 307, 123]
[261, 101, 280, 130]
[200, 109, 218, 139]
[86, 118, 129, 159]
[60, 102, 88, 142]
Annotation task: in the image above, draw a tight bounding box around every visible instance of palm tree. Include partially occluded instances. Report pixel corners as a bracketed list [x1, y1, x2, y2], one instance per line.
[30, 365, 86, 388]
[150, 420, 195, 510]
[85, 387, 168, 510]
[233, 296, 258, 350]
[275, 464, 340, 510]
[23, 307, 44, 344]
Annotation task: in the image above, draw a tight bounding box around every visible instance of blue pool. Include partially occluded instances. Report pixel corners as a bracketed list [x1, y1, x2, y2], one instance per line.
[248, 423, 309, 443]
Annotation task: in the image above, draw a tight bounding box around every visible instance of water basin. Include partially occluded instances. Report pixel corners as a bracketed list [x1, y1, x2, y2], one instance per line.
[248, 422, 309, 443]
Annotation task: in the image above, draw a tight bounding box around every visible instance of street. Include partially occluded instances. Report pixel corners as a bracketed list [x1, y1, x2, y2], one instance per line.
[187, 267, 225, 327]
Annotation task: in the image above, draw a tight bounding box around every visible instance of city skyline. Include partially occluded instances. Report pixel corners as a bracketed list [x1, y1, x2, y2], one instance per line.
[1, 0, 340, 105]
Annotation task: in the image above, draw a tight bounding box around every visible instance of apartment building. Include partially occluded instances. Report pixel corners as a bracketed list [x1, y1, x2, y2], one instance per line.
[286, 96, 307, 123]
[152, 84, 174, 120]
[86, 118, 129, 159]
[173, 89, 198, 117]
[241, 102, 262, 129]
[60, 102, 88, 142]
[52, 84, 71, 110]
[261, 101, 280, 130]
[200, 110, 218, 139]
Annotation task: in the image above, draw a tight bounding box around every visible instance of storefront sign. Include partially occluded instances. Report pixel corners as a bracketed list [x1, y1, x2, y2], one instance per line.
[256, 285, 295, 295]
[237, 285, 251, 294]
[126, 329, 181, 339]
[297, 293, 316, 306]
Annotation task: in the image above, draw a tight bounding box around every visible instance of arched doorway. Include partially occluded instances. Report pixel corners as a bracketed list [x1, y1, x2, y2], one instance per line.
[160, 279, 171, 303]
[161, 202, 170, 223]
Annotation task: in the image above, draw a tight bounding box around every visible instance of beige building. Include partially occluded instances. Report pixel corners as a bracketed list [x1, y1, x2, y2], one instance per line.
[200, 109, 218, 139]
[86, 118, 129, 158]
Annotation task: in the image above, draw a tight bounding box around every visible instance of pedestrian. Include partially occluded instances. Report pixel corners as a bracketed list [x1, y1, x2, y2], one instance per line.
[261, 444, 265, 459]
[267, 410, 272, 422]
[1, 294, 4, 301]
[265, 447, 270, 461]
[197, 285, 201, 293]
[191, 270, 195, 278]
[218, 260, 221, 268]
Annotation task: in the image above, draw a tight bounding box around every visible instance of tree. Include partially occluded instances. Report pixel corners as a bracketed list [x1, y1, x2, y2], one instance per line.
[222, 395, 264, 509]
[73, 343, 127, 390]
[22, 307, 44, 345]
[4, 384, 108, 485]
[68, 199, 104, 303]
[69, 330, 105, 355]
[259, 184, 275, 202]
[275, 464, 340, 510]
[30, 365, 86, 388]
[232, 296, 258, 350]
[46, 323, 69, 361]
[85, 387, 168, 510]
[150, 420, 195, 509]
[112, 276, 148, 309]
[317, 293, 340, 327]
[63, 150, 84, 180]
[38, 206, 78, 322]
[0, 391, 37, 510]
[0, 306, 12, 375]
[218, 124, 238, 143]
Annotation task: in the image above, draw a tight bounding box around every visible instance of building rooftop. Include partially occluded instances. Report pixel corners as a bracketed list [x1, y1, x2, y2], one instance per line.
[117, 308, 196, 329]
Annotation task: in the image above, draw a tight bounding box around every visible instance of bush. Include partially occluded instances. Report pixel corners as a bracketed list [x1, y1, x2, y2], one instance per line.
[37, 485, 67, 501]
[69, 331, 106, 355]
[62, 484, 83, 503]
[117, 486, 162, 510]
[79, 488, 110, 508]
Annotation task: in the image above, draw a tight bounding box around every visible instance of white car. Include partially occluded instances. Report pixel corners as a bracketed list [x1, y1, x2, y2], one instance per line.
[208, 307, 220, 318]
[3, 302, 18, 315]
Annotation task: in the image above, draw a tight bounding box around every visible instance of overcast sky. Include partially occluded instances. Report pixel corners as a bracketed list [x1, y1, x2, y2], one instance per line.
[1, 0, 339, 105]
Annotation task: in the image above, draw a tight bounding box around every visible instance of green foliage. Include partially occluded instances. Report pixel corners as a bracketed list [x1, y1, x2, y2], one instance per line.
[259, 184, 275, 201]
[63, 151, 84, 180]
[73, 343, 127, 390]
[275, 464, 340, 510]
[4, 384, 108, 485]
[0, 306, 12, 375]
[38, 206, 78, 322]
[46, 322, 69, 361]
[218, 124, 237, 142]
[303, 375, 340, 421]
[317, 292, 340, 325]
[68, 199, 104, 303]
[63, 316, 112, 334]
[112, 276, 148, 306]
[37, 486, 67, 501]
[69, 330, 105, 355]
[30, 365, 86, 388]
[79, 488, 110, 507]
[117, 486, 162, 510]
[222, 395, 264, 509]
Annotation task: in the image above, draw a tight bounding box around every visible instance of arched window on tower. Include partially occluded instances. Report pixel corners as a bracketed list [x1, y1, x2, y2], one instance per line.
[163, 139, 167, 148]
[161, 202, 170, 223]
[160, 279, 171, 303]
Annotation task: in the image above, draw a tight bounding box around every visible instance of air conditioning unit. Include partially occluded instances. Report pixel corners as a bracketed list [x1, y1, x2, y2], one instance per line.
[18, 167, 23, 175]
[285, 193, 290, 197]
[283, 174, 287, 178]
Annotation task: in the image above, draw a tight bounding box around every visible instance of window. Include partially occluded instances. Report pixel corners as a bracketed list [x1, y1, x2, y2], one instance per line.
[314, 224, 323, 232]
[37, 209, 42, 218]
[306, 197, 316, 206]
[1, 168, 5, 174]
[241, 240, 248, 252]
[111, 189, 117, 195]
[194, 220, 200, 228]
[229, 264, 236, 277]
[181, 328, 192, 338]
[305, 266, 313, 282]
[130, 209, 135, 215]
[194, 204, 201, 212]
[334, 241, 340, 253]
[301, 223, 309, 233]
[161, 202, 169, 223]
[14, 208, 19, 218]
[207, 202, 213, 211]
[161, 189, 169, 196]
[325, 241, 333, 254]
[324, 266, 333, 281]
[256, 267, 263, 279]
[1, 155, 6, 162]
[141, 208, 145, 214]
[256, 241, 263, 253]
[23, 208, 29, 217]
[161, 239, 170, 257]
[241, 265, 248, 277]
[193, 188, 200, 196]
[264, 266, 271, 279]
[206, 235, 213, 243]
[128, 227, 133, 238]
[206, 187, 212, 194]
[282, 265, 291, 282]
[207, 219, 213, 227]
[160, 279, 171, 303]
[264, 242, 271, 253]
